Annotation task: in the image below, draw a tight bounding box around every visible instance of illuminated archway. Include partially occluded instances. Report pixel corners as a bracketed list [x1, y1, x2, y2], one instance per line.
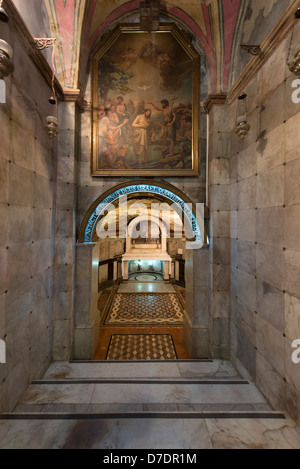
[78, 179, 205, 248]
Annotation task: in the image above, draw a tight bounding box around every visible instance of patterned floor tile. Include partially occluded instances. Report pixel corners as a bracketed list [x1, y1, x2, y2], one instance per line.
[106, 334, 177, 360]
[102, 292, 184, 326]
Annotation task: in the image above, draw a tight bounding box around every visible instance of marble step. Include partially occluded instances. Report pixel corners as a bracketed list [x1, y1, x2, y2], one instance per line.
[15, 381, 272, 410]
[14, 402, 274, 414]
[1, 414, 297, 450]
[43, 360, 242, 380]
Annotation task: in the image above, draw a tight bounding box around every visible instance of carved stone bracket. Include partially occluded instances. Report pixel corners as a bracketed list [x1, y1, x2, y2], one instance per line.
[240, 44, 262, 56]
[34, 38, 56, 50]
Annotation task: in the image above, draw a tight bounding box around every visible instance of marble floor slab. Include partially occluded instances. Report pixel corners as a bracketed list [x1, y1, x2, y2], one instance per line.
[178, 360, 241, 379]
[0, 416, 299, 449]
[90, 383, 270, 405]
[18, 382, 269, 407]
[19, 384, 96, 405]
[118, 282, 175, 293]
[43, 361, 183, 379]
[205, 417, 300, 449]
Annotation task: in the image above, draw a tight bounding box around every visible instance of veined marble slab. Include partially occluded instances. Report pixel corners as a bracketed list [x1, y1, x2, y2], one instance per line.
[0, 418, 213, 449]
[91, 382, 268, 405]
[118, 282, 175, 293]
[206, 417, 300, 449]
[18, 382, 268, 406]
[43, 361, 182, 379]
[0, 417, 299, 449]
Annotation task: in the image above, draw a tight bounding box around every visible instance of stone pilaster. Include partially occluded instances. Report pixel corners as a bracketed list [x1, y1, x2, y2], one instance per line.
[206, 95, 231, 359]
[73, 243, 100, 359]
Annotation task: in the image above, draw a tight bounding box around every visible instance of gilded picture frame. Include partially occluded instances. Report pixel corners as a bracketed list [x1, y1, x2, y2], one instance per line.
[91, 24, 200, 177]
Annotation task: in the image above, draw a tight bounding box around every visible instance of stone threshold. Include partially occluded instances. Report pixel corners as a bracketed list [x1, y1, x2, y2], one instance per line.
[31, 379, 249, 385]
[0, 412, 286, 420]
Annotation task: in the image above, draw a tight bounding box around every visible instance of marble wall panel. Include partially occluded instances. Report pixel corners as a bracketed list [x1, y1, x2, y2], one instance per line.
[209, 159, 230, 185]
[256, 166, 284, 208]
[236, 269, 256, 312]
[237, 209, 256, 242]
[262, 83, 286, 136]
[237, 239, 256, 275]
[256, 124, 285, 174]
[238, 176, 257, 210]
[6, 243, 33, 289]
[285, 73, 300, 122]
[285, 112, 300, 163]
[237, 300, 256, 345]
[211, 291, 230, 319]
[230, 183, 238, 210]
[284, 205, 300, 252]
[53, 291, 74, 321]
[285, 381, 300, 424]
[209, 184, 230, 211]
[210, 210, 230, 238]
[256, 315, 285, 377]
[0, 110, 11, 161]
[237, 327, 256, 378]
[256, 351, 285, 411]
[256, 276, 285, 332]
[52, 319, 72, 361]
[5, 278, 33, 330]
[256, 207, 284, 247]
[3, 361, 30, 412]
[284, 249, 300, 296]
[285, 293, 300, 342]
[256, 244, 285, 291]
[57, 129, 75, 157]
[55, 210, 75, 238]
[257, 39, 286, 100]
[211, 264, 230, 291]
[0, 248, 7, 295]
[285, 158, 300, 207]
[230, 209, 238, 239]
[8, 163, 34, 207]
[230, 154, 238, 181]
[213, 318, 229, 346]
[285, 337, 300, 391]
[237, 142, 257, 181]
[33, 174, 53, 209]
[210, 238, 230, 265]
[34, 139, 53, 179]
[32, 207, 53, 241]
[11, 122, 35, 172]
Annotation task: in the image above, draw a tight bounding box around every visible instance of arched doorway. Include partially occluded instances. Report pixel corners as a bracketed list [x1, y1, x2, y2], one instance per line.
[74, 180, 209, 360]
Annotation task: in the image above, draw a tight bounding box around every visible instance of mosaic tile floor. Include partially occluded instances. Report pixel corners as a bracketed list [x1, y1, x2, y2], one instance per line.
[128, 273, 163, 281]
[106, 334, 178, 360]
[102, 292, 184, 326]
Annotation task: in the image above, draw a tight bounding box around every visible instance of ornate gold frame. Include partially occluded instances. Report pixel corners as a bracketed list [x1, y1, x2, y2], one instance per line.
[91, 24, 200, 177]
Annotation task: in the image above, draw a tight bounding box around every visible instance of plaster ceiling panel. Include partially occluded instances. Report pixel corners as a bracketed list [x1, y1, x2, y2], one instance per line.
[90, 0, 127, 36]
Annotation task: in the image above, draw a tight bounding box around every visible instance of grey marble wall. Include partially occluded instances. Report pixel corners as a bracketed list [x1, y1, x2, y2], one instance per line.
[52, 101, 80, 361]
[208, 104, 231, 359]
[0, 18, 56, 411]
[229, 30, 300, 423]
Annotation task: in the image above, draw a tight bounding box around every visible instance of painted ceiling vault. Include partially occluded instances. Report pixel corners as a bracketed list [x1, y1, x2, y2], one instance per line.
[41, 0, 290, 96]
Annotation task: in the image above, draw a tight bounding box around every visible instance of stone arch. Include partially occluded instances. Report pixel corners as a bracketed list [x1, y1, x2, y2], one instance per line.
[74, 180, 209, 360]
[78, 179, 205, 249]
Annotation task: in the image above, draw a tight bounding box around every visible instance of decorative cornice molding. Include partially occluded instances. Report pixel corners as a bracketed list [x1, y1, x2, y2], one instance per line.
[205, 94, 227, 112]
[63, 89, 85, 109]
[227, 0, 299, 103]
[4, 0, 64, 100]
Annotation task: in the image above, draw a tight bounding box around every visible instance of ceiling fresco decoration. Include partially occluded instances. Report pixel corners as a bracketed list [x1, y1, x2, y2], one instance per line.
[45, 0, 87, 88]
[42, 0, 291, 95]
